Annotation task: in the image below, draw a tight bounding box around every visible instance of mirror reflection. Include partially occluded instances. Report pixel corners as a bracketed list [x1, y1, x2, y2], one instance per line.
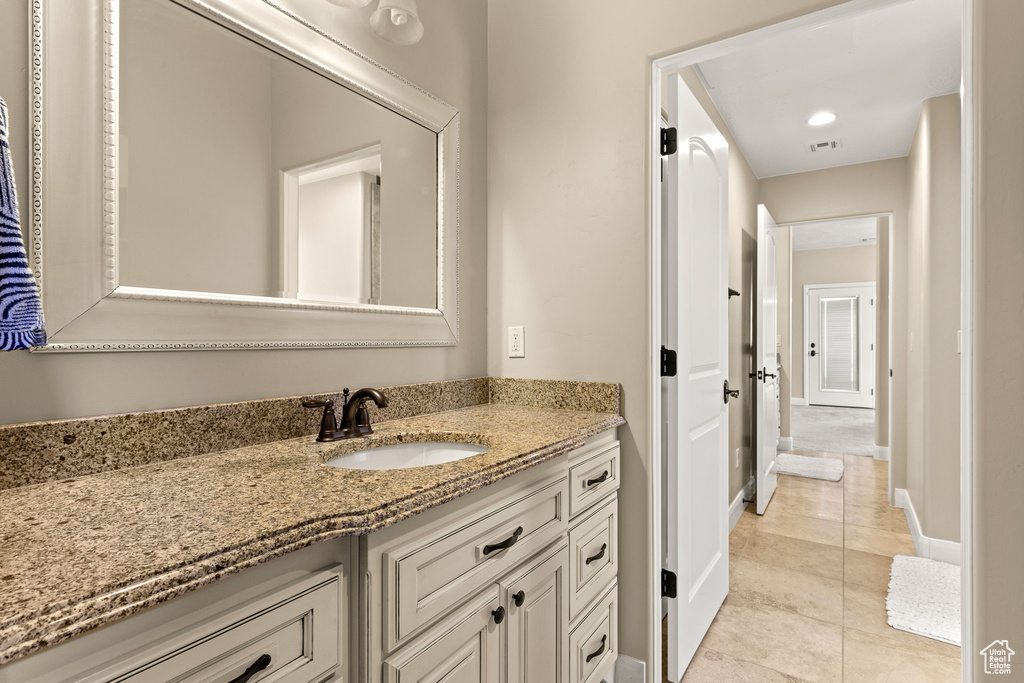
[118, 0, 438, 308]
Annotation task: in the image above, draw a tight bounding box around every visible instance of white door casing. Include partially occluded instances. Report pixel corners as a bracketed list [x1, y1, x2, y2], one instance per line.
[805, 283, 876, 409]
[755, 205, 780, 514]
[663, 74, 730, 680]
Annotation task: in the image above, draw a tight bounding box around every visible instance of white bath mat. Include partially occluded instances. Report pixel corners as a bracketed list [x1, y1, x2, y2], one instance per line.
[886, 554, 961, 646]
[775, 452, 844, 481]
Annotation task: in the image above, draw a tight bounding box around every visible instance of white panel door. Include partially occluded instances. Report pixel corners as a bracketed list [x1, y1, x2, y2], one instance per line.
[806, 284, 876, 409]
[664, 74, 730, 681]
[755, 205, 780, 514]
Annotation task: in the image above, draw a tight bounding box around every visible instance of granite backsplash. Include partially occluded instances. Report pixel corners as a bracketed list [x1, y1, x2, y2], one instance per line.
[0, 377, 620, 490]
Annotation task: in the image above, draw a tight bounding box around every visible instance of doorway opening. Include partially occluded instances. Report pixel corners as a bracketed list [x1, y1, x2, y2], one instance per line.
[650, 1, 972, 681]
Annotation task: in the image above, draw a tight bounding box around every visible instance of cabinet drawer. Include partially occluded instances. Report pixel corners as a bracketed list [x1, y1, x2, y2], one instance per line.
[568, 497, 617, 621]
[383, 473, 568, 651]
[93, 573, 341, 683]
[568, 443, 619, 517]
[569, 583, 617, 683]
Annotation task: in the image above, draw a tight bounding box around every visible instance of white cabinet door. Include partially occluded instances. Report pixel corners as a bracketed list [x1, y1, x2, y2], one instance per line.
[382, 586, 502, 683]
[503, 544, 570, 683]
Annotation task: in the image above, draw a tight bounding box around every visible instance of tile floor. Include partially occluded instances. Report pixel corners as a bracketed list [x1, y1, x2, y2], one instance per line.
[670, 449, 962, 683]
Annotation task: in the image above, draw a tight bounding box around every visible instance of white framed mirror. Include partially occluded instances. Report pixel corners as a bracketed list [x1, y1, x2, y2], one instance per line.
[30, 0, 459, 352]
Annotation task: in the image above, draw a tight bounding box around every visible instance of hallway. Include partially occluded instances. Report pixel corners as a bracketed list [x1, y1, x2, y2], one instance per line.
[674, 450, 961, 682]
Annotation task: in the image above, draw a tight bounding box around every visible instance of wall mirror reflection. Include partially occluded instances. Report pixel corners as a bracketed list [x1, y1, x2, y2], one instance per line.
[118, 0, 438, 309]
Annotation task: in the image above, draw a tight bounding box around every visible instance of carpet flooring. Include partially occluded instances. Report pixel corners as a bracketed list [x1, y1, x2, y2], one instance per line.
[791, 404, 875, 456]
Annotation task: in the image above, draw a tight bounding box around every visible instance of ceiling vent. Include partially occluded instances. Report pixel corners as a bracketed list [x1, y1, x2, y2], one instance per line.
[806, 138, 843, 154]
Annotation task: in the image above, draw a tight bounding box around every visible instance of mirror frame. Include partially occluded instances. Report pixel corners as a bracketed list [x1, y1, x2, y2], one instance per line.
[29, 0, 459, 352]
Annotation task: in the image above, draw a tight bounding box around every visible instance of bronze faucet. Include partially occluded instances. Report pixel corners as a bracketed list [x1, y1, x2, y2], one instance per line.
[302, 387, 389, 442]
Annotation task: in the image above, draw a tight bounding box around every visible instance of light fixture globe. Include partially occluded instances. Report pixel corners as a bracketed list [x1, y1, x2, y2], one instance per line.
[370, 0, 424, 45]
[325, 0, 374, 7]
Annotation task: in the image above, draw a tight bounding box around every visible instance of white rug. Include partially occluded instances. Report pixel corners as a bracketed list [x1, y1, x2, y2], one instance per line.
[791, 404, 875, 456]
[775, 452, 845, 481]
[886, 554, 962, 646]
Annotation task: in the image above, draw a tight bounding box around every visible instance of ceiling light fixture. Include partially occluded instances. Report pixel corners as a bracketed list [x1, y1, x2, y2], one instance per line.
[325, 0, 374, 7]
[327, 0, 423, 45]
[370, 0, 424, 45]
[807, 112, 838, 126]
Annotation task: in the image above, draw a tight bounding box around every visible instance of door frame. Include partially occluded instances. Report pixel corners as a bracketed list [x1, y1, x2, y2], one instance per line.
[648, 2, 975, 682]
[802, 281, 877, 408]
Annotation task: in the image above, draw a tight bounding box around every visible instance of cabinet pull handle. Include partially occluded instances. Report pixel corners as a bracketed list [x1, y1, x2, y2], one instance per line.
[585, 543, 608, 565]
[513, 590, 526, 607]
[228, 654, 272, 683]
[586, 470, 610, 487]
[492, 606, 506, 624]
[585, 635, 607, 663]
[483, 526, 523, 555]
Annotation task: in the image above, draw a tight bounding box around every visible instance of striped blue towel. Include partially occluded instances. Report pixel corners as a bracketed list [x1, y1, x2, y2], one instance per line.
[0, 96, 45, 350]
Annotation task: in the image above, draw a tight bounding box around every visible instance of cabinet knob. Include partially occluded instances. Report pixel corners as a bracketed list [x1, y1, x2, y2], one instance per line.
[492, 605, 506, 624]
[513, 590, 525, 607]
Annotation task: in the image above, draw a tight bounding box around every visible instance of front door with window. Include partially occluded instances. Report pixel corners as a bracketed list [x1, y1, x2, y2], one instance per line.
[806, 284, 875, 408]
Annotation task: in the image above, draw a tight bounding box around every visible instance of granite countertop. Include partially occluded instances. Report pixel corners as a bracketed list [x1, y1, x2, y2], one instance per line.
[0, 403, 624, 666]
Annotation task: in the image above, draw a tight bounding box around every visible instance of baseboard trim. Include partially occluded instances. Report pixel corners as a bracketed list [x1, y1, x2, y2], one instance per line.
[791, 397, 807, 406]
[873, 445, 890, 461]
[730, 475, 756, 530]
[894, 488, 961, 565]
[611, 655, 645, 683]
[778, 437, 794, 451]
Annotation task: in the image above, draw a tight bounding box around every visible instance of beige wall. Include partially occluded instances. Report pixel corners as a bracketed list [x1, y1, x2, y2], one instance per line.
[973, 0, 1024, 667]
[778, 227, 793, 437]
[0, 0, 488, 426]
[760, 158, 908, 495]
[906, 94, 962, 544]
[790, 244, 877, 400]
[487, 0, 847, 672]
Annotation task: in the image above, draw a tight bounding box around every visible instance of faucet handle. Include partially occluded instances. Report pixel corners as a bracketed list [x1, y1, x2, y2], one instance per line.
[301, 399, 333, 409]
[302, 399, 339, 442]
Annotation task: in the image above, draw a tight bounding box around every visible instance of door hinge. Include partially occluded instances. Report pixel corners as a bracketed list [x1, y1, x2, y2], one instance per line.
[661, 127, 678, 156]
[871, 389, 874, 396]
[661, 346, 677, 377]
[662, 569, 678, 598]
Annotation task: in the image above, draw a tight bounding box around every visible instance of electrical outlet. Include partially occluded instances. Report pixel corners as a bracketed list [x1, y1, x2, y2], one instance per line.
[508, 326, 525, 358]
[734, 448, 740, 469]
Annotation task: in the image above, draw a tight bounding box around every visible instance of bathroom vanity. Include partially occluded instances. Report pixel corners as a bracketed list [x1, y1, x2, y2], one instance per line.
[0, 384, 623, 683]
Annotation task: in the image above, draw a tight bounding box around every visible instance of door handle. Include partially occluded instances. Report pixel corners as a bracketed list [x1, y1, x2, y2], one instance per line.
[724, 380, 739, 404]
[809, 349, 817, 357]
[763, 371, 777, 380]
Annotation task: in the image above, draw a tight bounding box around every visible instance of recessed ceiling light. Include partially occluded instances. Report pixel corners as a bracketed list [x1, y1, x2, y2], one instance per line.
[808, 112, 838, 126]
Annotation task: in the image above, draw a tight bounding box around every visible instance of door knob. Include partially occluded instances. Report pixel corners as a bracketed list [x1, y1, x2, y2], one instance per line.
[724, 380, 739, 404]
[809, 349, 817, 357]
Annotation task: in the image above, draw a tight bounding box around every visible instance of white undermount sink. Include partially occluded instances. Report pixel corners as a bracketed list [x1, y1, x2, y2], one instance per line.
[324, 441, 488, 470]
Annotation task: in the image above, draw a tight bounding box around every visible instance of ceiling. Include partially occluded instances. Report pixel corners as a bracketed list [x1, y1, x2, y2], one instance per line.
[696, 0, 962, 178]
[791, 216, 877, 251]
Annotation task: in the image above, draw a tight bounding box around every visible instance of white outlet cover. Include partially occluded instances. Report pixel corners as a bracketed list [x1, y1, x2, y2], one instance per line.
[508, 326, 525, 358]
